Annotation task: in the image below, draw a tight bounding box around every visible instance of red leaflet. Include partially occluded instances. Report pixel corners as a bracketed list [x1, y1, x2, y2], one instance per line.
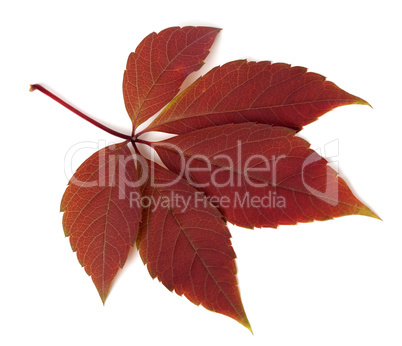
[31, 26, 379, 331]
[137, 160, 251, 331]
[152, 123, 378, 228]
[61, 142, 142, 302]
[123, 26, 220, 129]
[147, 60, 368, 135]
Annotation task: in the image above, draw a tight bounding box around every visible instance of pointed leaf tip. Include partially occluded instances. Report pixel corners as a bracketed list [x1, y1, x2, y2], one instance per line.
[351, 94, 372, 108]
[360, 205, 381, 220]
[100, 291, 107, 305]
[240, 316, 253, 334]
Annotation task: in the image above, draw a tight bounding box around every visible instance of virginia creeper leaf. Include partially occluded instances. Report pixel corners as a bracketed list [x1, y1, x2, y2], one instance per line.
[148, 60, 368, 134]
[61, 142, 142, 302]
[123, 26, 221, 129]
[137, 159, 251, 330]
[31, 25, 379, 331]
[152, 123, 378, 229]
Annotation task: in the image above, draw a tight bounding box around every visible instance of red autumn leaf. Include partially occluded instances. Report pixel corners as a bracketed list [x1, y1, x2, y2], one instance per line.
[152, 123, 378, 229]
[123, 26, 220, 129]
[60, 142, 142, 302]
[137, 159, 251, 330]
[146, 60, 368, 135]
[31, 26, 379, 331]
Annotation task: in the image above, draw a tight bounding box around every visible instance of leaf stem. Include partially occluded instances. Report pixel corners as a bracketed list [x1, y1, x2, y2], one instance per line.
[134, 138, 152, 146]
[30, 84, 131, 140]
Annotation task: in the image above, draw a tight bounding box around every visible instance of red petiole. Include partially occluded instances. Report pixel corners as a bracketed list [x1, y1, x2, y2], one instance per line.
[30, 84, 132, 141]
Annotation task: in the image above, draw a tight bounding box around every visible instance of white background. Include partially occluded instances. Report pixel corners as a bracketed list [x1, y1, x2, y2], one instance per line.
[1, 1, 400, 345]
